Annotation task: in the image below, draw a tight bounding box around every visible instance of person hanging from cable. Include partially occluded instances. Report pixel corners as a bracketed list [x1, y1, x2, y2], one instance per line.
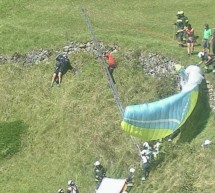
[104, 52, 117, 84]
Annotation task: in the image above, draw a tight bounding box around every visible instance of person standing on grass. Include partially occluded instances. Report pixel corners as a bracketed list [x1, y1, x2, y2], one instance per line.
[94, 161, 106, 190]
[202, 24, 212, 54]
[140, 152, 150, 181]
[104, 52, 117, 84]
[174, 11, 189, 44]
[211, 28, 215, 54]
[124, 168, 135, 193]
[184, 24, 195, 56]
[67, 180, 79, 193]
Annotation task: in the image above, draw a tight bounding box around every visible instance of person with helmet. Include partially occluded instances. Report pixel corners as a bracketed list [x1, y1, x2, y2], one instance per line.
[94, 161, 106, 189]
[140, 152, 150, 181]
[142, 142, 154, 163]
[67, 180, 79, 193]
[123, 168, 135, 193]
[202, 24, 212, 54]
[198, 51, 215, 73]
[174, 11, 189, 44]
[57, 188, 64, 193]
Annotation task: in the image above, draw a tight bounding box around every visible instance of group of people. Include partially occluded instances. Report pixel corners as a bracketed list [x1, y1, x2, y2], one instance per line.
[140, 141, 162, 181]
[94, 160, 135, 193]
[51, 51, 117, 87]
[55, 142, 162, 193]
[57, 180, 79, 193]
[92, 141, 162, 192]
[174, 11, 215, 73]
[174, 11, 196, 56]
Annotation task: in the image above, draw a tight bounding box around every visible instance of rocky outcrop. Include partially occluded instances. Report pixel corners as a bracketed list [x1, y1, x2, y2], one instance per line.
[0, 40, 214, 110]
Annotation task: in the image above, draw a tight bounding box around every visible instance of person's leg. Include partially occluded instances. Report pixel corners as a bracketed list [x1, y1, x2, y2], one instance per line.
[187, 43, 191, 55]
[108, 68, 116, 84]
[202, 40, 206, 52]
[51, 73, 57, 87]
[206, 40, 211, 54]
[191, 42, 194, 53]
[58, 72, 62, 86]
[141, 164, 147, 180]
[213, 42, 215, 54]
[125, 185, 133, 193]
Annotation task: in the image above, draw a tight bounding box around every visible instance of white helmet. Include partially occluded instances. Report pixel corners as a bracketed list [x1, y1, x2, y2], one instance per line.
[129, 168, 135, 173]
[68, 180, 74, 186]
[57, 189, 64, 193]
[198, 51, 204, 58]
[177, 11, 184, 15]
[94, 161, 100, 166]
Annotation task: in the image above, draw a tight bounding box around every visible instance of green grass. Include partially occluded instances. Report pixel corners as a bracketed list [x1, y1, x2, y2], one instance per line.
[0, 0, 215, 193]
[0, 121, 28, 159]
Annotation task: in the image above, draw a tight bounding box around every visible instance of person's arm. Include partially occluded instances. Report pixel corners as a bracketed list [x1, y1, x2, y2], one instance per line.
[205, 55, 212, 64]
[198, 60, 203, 65]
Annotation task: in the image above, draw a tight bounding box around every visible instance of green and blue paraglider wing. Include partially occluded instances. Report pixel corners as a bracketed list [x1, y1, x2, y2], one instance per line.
[121, 65, 204, 141]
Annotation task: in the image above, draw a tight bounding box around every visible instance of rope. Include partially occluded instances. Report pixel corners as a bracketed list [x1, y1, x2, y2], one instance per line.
[81, 7, 142, 154]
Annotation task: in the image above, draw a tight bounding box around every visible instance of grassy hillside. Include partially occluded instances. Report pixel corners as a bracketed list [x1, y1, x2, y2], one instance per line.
[0, 1, 215, 193]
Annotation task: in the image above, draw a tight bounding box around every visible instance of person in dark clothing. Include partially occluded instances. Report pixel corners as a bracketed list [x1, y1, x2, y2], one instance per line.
[198, 51, 215, 73]
[124, 168, 135, 193]
[94, 161, 106, 190]
[104, 52, 116, 84]
[140, 152, 150, 181]
[174, 11, 189, 44]
[51, 53, 76, 87]
[67, 180, 79, 193]
[211, 28, 215, 54]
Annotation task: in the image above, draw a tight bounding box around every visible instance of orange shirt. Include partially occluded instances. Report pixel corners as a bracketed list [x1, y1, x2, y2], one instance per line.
[105, 53, 115, 66]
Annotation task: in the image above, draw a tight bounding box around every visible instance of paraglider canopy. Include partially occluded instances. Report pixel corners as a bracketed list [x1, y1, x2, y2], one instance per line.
[121, 65, 203, 141]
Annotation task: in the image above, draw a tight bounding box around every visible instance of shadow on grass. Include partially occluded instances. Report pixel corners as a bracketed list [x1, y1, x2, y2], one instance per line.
[177, 80, 211, 143]
[0, 120, 28, 160]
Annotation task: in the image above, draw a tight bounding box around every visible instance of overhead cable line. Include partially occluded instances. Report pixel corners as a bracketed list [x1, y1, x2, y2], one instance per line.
[81, 7, 142, 154]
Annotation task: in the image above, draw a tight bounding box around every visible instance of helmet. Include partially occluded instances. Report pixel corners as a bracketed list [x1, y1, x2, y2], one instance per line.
[94, 161, 100, 166]
[57, 189, 64, 193]
[129, 168, 135, 173]
[198, 52, 204, 58]
[68, 180, 74, 186]
[177, 11, 184, 15]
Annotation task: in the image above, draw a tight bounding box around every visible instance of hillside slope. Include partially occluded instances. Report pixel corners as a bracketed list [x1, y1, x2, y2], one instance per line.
[1, 1, 215, 193]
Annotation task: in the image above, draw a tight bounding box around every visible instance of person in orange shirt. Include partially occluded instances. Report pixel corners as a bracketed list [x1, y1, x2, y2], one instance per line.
[104, 52, 116, 84]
